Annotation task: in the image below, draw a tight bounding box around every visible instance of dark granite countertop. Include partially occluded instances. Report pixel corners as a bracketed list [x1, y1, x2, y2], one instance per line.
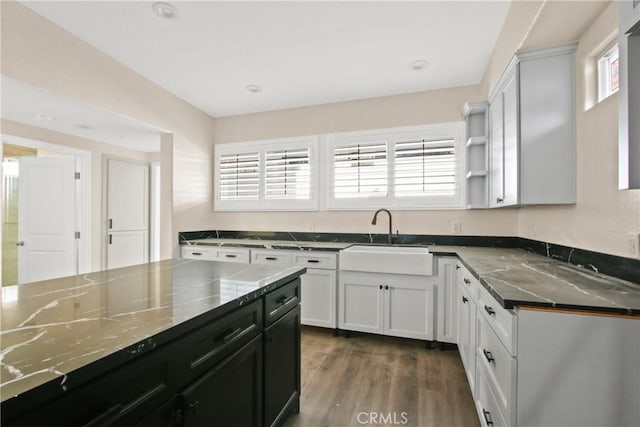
[181, 237, 640, 315]
[433, 246, 640, 315]
[0, 259, 305, 403]
[184, 238, 352, 252]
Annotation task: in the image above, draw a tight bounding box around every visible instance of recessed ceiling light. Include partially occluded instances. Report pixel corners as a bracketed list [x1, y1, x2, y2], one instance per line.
[409, 59, 429, 71]
[152, 2, 179, 21]
[33, 113, 55, 122]
[246, 85, 263, 93]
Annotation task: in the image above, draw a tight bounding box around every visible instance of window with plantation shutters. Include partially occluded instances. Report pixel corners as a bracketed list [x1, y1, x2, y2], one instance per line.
[214, 136, 318, 211]
[394, 138, 456, 197]
[218, 152, 260, 200]
[265, 148, 311, 200]
[327, 122, 465, 209]
[334, 142, 387, 198]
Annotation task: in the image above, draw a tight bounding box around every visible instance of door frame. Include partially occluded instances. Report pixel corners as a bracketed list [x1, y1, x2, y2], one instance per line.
[102, 155, 150, 270]
[0, 134, 92, 275]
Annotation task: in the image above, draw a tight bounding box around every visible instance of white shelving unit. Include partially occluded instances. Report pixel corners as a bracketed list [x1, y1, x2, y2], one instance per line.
[463, 101, 489, 209]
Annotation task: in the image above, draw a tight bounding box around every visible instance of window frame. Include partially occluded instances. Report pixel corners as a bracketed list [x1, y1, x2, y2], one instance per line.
[324, 122, 466, 210]
[214, 136, 319, 211]
[597, 42, 620, 102]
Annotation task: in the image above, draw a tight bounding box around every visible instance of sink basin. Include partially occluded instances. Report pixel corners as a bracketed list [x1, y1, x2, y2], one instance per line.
[340, 245, 433, 276]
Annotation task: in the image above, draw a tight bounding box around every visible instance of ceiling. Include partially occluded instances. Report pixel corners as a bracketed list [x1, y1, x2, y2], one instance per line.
[1, 76, 166, 152]
[20, 1, 511, 118]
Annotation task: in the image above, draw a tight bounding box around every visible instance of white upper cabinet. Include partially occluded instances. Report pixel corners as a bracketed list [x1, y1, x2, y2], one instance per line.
[488, 43, 577, 208]
[618, 1, 640, 189]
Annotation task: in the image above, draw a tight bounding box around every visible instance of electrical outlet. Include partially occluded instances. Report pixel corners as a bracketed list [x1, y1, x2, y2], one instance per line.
[627, 233, 640, 257]
[451, 221, 462, 234]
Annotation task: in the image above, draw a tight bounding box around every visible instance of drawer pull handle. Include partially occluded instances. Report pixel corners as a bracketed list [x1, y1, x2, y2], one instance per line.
[379, 285, 383, 290]
[265, 257, 277, 261]
[216, 327, 243, 344]
[278, 295, 297, 306]
[225, 254, 237, 258]
[482, 409, 494, 426]
[463, 278, 471, 284]
[496, 197, 504, 203]
[192, 252, 202, 256]
[484, 305, 496, 316]
[483, 349, 495, 364]
[307, 259, 320, 263]
[270, 296, 297, 317]
[189, 400, 200, 415]
[462, 296, 468, 304]
[456, 264, 460, 270]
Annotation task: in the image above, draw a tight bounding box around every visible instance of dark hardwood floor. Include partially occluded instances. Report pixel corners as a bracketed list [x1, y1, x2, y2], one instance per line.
[284, 327, 480, 427]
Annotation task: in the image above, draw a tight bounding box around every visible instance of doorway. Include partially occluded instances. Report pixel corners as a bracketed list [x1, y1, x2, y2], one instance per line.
[1, 137, 91, 285]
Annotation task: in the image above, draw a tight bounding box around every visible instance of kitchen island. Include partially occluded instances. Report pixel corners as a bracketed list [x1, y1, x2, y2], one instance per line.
[1, 258, 305, 426]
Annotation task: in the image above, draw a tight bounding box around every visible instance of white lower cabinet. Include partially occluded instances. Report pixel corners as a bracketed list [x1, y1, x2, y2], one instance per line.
[181, 246, 250, 263]
[436, 257, 458, 344]
[339, 271, 435, 340]
[299, 268, 336, 328]
[252, 249, 338, 329]
[457, 267, 478, 396]
[464, 260, 640, 427]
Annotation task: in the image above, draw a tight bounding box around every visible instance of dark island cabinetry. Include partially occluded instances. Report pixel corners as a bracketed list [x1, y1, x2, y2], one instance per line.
[2, 274, 302, 427]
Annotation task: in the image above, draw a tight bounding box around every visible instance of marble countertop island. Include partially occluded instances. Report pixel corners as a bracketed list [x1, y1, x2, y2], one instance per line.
[0, 259, 305, 404]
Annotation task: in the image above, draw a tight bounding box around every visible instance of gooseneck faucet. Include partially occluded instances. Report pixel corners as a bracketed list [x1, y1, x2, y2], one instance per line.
[371, 208, 393, 244]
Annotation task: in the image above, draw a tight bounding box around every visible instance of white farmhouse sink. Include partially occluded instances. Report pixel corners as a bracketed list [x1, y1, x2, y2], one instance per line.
[340, 245, 433, 276]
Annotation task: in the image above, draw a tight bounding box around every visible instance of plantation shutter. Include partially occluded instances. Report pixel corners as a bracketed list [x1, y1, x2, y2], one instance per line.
[265, 148, 311, 199]
[218, 152, 260, 200]
[334, 142, 388, 198]
[394, 138, 456, 197]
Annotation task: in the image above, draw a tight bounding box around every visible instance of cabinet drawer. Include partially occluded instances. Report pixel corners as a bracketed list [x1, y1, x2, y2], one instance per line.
[6, 343, 177, 427]
[477, 313, 516, 419]
[182, 246, 217, 261]
[265, 279, 300, 326]
[293, 252, 337, 270]
[458, 263, 480, 302]
[180, 299, 262, 381]
[477, 284, 517, 355]
[252, 249, 293, 266]
[216, 248, 250, 263]
[475, 363, 509, 427]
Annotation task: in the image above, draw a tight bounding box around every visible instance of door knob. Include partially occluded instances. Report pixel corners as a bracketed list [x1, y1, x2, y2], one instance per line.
[15, 241, 24, 246]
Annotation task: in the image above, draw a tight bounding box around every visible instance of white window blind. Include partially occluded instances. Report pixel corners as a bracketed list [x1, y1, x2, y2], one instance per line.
[394, 138, 456, 197]
[334, 142, 387, 198]
[218, 152, 259, 200]
[265, 148, 311, 200]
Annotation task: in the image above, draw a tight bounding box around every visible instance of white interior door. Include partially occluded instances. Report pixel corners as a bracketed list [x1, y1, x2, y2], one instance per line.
[106, 158, 149, 269]
[18, 156, 77, 283]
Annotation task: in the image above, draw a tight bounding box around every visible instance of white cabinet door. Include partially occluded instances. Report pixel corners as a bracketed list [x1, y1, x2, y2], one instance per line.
[107, 231, 148, 269]
[436, 257, 458, 343]
[384, 278, 435, 340]
[458, 282, 477, 396]
[300, 268, 336, 328]
[501, 68, 519, 207]
[489, 94, 504, 208]
[339, 271, 384, 335]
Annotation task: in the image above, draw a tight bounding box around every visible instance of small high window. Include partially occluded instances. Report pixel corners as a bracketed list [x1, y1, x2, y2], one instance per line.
[597, 43, 619, 102]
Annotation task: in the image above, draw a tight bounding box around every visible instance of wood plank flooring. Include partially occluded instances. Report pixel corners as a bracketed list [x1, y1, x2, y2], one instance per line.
[284, 327, 480, 427]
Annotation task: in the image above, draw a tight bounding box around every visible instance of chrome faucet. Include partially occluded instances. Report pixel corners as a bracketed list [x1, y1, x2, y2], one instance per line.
[371, 209, 393, 244]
